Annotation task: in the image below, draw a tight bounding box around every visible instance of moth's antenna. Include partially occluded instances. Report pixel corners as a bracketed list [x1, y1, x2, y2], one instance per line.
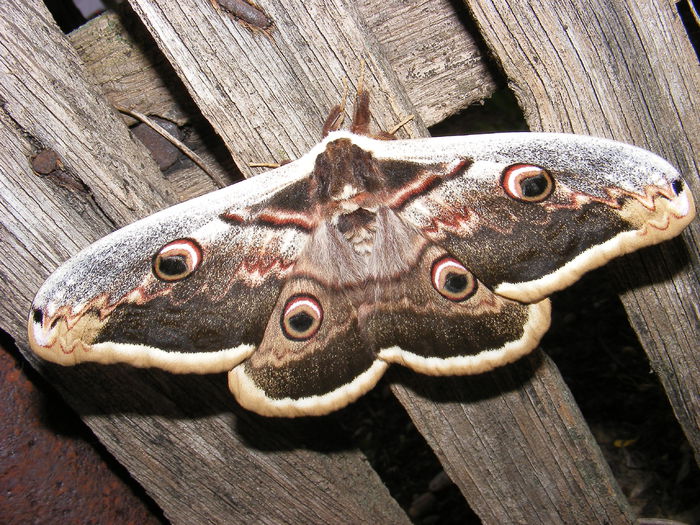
[338, 77, 349, 128]
[357, 59, 365, 96]
[386, 114, 415, 136]
[352, 60, 371, 135]
[321, 78, 348, 136]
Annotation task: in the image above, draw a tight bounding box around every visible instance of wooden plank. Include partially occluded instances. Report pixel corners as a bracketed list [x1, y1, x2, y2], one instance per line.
[392, 351, 634, 524]
[0, 6, 175, 227]
[463, 0, 700, 463]
[0, 0, 174, 322]
[68, 10, 238, 192]
[126, 0, 637, 522]
[69, 10, 194, 127]
[357, 0, 496, 125]
[0, 2, 412, 523]
[126, 0, 429, 179]
[69, 1, 495, 133]
[66, 2, 495, 196]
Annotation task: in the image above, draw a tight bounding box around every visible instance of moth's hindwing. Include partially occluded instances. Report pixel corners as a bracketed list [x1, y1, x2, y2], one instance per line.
[229, 215, 552, 417]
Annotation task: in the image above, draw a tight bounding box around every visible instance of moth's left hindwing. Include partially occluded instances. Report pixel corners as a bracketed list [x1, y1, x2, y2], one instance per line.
[28, 129, 695, 417]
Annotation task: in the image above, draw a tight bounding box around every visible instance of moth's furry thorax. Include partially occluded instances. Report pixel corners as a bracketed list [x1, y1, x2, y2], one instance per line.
[311, 137, 388, 257]
[312, 138, 385, 201]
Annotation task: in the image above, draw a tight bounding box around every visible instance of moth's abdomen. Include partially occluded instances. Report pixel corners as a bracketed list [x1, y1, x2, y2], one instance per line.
[335, 208, 378, 256]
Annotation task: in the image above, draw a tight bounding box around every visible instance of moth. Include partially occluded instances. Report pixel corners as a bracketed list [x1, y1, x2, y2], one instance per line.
[28, 90, 695, 417]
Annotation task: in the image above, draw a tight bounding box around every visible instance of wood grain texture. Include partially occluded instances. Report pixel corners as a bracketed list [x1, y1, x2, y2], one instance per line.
[0, 3, 175, 228]
[69, 11, 195, 127]
[68, 10, 242, 190]
[66, 1, 495, 196]
[124, 0, 636, 523]
[0, 2, 411, 524]
[392, 351, 634, 524]
[463, 0, 700, 463]
[0, 0, 174, 329]
[0, 111, 116, 333]
[70, 2, 495, 133]
[358, 0, 496, 125]
[127, 0, 428, 180]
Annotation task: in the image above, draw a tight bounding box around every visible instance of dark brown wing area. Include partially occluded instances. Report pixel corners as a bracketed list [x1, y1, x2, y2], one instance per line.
[370, 244, 550, 375]
[229, 276, 387, 417]
[379, 133, 695, 303]
[28, 165, 315, 374]
[228, 212, 550, 417]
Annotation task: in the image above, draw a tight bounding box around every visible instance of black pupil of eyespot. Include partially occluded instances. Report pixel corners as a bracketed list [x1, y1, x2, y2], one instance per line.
[444, 272, 467, 294]
[33, 309, 43, 324]
[671, 179, 683, 195]
[159, 254, 188, 275]
[521, 174, 548, 197]
[289, 312, 314, 333]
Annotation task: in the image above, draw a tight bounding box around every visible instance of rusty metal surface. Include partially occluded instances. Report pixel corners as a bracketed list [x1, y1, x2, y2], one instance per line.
[0, 339, 164, 525]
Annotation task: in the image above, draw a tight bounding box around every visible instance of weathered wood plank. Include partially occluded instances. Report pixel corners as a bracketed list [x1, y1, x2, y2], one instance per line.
[69, 10, 194, 127]
[463, 0, 700, 464]
[69, 1, 494, 134]
[0, 0, 174, 325]
[68, 10, 238, 192]
[127, 0, 428, 180]
[0, 2, 412, 523]
[357, 0, 496, 125]
[0, 4, 175, 227]
[66, 1, 496, 197]
[392, 351, 634, 524]
[127, 0, 636, 523]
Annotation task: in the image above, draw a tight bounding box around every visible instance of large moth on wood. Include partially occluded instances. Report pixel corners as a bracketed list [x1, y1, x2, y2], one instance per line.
[28, 90, 695, 417]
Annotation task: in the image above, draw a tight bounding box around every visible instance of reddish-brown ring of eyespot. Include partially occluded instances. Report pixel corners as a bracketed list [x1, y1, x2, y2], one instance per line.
[501, 163, 555, 202]
[152, 238, 203, 282]
[280, 294, 323, 341]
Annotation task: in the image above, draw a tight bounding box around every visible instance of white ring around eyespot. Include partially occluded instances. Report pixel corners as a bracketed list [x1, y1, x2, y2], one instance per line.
[505, 165, 534, 198]
[432, 258, 466, 290]
[160, 240, 201, 269]
[284, 297, 322, 319]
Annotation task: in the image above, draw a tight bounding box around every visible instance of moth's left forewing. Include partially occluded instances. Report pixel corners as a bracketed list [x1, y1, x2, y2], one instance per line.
[28, 157, 318, 373]
[362, 133, 695, 303]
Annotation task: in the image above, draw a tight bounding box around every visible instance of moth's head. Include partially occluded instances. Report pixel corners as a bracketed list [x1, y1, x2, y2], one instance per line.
[311, 138, 383, 202]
